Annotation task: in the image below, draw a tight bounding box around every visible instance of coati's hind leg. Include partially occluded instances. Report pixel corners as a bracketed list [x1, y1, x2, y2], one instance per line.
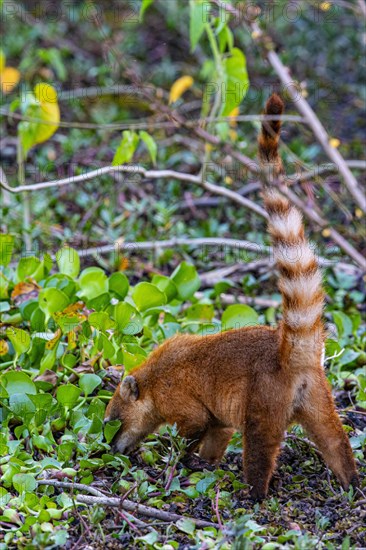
[199, 426, 234, 464]
[243, 415, 287, 500]
[294, 377, 359, 490]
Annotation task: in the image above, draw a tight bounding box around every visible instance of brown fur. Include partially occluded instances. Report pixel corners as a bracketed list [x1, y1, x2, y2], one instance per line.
[105, 94, 359, 500]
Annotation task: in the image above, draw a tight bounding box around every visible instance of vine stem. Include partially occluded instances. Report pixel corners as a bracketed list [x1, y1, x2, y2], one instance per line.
[17, 140, 31, 251]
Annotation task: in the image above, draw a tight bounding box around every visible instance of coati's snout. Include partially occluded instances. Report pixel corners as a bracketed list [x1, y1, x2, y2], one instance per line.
[104, 375, 159, 454]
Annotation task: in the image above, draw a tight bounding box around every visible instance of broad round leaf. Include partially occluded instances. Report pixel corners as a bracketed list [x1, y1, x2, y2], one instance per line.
[13, 473, 37, 494]
[108, 272, 129, 299]
[6, 327, 31, 356]
[79, 267, 108, 301]
[221, 304, 259, 331]
[114, 302, 143, 334]
[56, 246, 80, 278]
[132, 282, 167, 311]
[171, 262, 200, 300]
[79, 374, 102, 396]
[39, 288, 70, 316]
[0, 234, 14, 266]
[56, 384, 81, 408]
[89, 311, 115, 331]
[151, 275, 177, 302]
[104, 420, 121, 444]
[0, 371, 36, 396]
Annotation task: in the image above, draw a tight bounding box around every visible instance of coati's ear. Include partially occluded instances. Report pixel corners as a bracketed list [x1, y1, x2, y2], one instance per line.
[120, 375, 139, 401]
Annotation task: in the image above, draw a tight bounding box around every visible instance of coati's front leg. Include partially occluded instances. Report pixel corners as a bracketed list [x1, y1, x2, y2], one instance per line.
[243, 415, 286, 500]
[199, 426, 235, 464]
[295, 377, 359, 490]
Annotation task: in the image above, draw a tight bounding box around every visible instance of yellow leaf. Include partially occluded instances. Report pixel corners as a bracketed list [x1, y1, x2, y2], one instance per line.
[0, 50, 5, 72]
[355, 208, 363, 219]
[20, 83, 60, 156]
[225, 176, 233, 185]
[322, 228, 331, 237]
[320, 2, 331, 10]
[45, 328, 62, 350]
[329, 138, 340, 148]
[228, 106, 239, 127]
[229, 129, 238, 141]
[119, 257, 129, 271]
[0, 339, 9, 356]
[169, 76, 194, 104]
[11, 281, 39, 300]
[0, 66, 21, 94]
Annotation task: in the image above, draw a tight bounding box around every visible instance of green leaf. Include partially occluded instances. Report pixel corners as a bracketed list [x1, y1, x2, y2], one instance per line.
[79, 374, 102, 396]
[39, 347, 57, 374]
[196, 473, 216, 493]
[151, 274, 177, 302]
[112, 130, 139, 165]
[221, 47, 249, 116]
[89, 311, 115, 331]
[104, 419, 121, 443]
[56, 247, 80, 278]
[39, 287, 70, 316]
[0, 371, 36, 396]
[185, 303, 214, 321]
[114, 302, 143, 334]
[109, 272, 129, 299]
[189, 0, 207, 52]
[6, 327, 31, 356]
[79, 267, 108, 301]
[171, 262, 200, 300]
[16, 256, 41, 282]
[9, 393, 35, 422]
[132, 282, 167, 311]
[140, 0, 154, 20]
[0, 234, 14, 266]
[0, 272, 9, 299]
[57, 384, 81, 409]
[332, 311, 354, 340]
[221, 304, 259, 330]
[176, 517, 196, 535]
[139, 131, 157, 165]
[12, 473, 37, 494]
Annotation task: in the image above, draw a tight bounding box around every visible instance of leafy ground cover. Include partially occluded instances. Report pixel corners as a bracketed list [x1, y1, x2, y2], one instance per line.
[0, 244, 365, 549]
[1, 0, 365, 548]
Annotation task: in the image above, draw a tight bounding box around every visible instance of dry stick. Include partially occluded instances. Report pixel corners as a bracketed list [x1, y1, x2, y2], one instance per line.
[37, 479, 218, 527]
[61, 238, 345, 271]
[75, 494, 218, 528]
[0, 107, 305, 131]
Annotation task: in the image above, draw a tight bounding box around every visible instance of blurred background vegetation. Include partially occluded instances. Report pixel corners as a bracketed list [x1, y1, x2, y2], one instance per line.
[0, 1, 365, 548]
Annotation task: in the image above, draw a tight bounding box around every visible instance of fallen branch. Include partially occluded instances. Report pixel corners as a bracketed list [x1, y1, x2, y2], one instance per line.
[75, 494, 218, 527]
[38, 480, 218, 528]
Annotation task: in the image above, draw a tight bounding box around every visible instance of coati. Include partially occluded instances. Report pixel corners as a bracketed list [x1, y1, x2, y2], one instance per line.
[105, 94, 359, 500]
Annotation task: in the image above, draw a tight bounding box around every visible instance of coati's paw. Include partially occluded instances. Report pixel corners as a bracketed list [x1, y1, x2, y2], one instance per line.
[349, 473, 360, 491]
[249, 486, 268, 502]
[181, 454, 215, 472]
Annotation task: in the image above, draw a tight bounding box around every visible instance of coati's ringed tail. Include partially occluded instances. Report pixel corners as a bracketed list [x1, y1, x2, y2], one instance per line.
[259, 94, 325, 364]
